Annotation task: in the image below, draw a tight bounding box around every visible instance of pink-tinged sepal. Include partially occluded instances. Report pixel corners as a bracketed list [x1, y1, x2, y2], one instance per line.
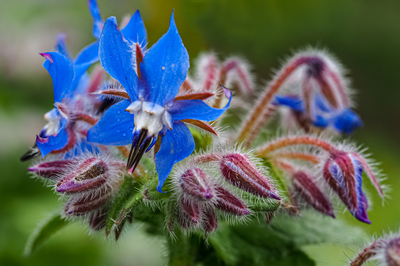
[89, 208, 108, 231]
[178, 198, 201, 228]
[57, 158, 108, 193]
[219, 153, 280, 200]
[323, 151, 371, 224]
[180, 168, 213, 201]
[292, 171, 335, 218]
[214, 186, 250, 216]
[64, 189, 112, 216]
[202, 207, 218, 235]
[386, 238, 400, 266]
[28, 160, 74, 180]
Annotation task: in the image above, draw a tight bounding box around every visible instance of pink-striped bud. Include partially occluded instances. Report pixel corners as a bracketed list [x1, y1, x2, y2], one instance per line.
[202, 208, 218, 235]
[292, 171, 335, 218]
[219, 153, 280, 200]
[28, 160, 73, 180]
[57, 158, 109, 193]
[215, 186, 250, 215]
[323, 151, 370, 223]
[180, 168, 213, 200]
[64, 189, 112, 216]
[178, 198, 201, 229]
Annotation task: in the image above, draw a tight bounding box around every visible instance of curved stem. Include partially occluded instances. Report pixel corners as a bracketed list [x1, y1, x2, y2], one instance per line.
[350, 241, 378, 266]
[237, 57, 307, 142]
[271, 152, 319, 164]
[256, 136, 335, 157]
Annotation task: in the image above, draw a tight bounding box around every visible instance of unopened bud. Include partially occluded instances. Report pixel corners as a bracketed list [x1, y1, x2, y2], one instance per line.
[220, 153, 280, 200]
[386, 238, 400, 266]
[179, 198, 201, 227]
[28, 160, 73, 180]
[202, 208, 218, 235]
[64, 189, 112, 216]
[292, 171, 334, 218]
[57, 158, 108, 193]
[180, 168, 213, 200]
[323, 151, 370, 223]
[215, 186, 250, 216]
[89, 208, 108, 231]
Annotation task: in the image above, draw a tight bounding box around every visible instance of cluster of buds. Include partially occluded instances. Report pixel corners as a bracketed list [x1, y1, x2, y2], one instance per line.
[164, 150, 285, 235]
[254, 135, 384, 223]
[177, 53, 255, 109]
[350, 232, 400, 266]
[29, 153, 126, 230]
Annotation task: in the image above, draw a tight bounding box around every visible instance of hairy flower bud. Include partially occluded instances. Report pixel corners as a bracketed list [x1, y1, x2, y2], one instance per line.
[292, 171, 335, 218]
[219, 153, 280, 200]
[215, 186, 250, 215]
[89, 208, 108, 231]
[29, 160, 74, 180]
[180, 168, 213, 200]
[64, 189, 112, 216]
[323, 151, 369, 223]
[57, 157, 110, 193]
[178, 198, 201, 229]
[202, 208, 218, 235]
[385, 238, 400, 266]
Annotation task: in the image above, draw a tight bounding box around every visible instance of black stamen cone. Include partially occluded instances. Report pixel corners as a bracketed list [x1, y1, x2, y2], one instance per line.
[127, 129, 152, 173]
[20, 144, 41, 162]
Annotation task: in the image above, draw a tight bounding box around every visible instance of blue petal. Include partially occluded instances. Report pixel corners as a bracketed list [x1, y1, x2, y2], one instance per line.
[169, 89, 232, 122]
[41, 52, 74, 102]
[87, 0, 104, 39]
[155, 121, 195, 192]
[99, 17, 138, 101]
[315, 93, 333, 113]
[65, 141, 100, 158]
[74, 41, 99, 68]
[333, 108, 363, 134]
[55, 33, 71, 59]
[36, 118, 68, 157]
[87, 99, 134, 146]
[121, 10, 147, 45]
[350, 155, 371, 223]
[74, 73, 90, 95]
[274, 95, 303, 111]
[141, 11, 189, 106]
[313, 115, 330, 128]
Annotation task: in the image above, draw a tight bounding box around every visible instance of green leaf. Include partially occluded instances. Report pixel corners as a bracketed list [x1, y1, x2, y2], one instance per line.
[190, 127, 213, 152]
[24, 212, 70, 256]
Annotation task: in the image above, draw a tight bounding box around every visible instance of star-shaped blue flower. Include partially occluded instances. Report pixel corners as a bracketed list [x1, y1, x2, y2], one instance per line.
[87, 13, 232, 192]
[274, 93, 363, 134]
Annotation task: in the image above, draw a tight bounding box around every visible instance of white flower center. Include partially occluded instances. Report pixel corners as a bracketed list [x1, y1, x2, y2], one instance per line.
[126, 101, 172, 136]
[43, 109, 61, 136]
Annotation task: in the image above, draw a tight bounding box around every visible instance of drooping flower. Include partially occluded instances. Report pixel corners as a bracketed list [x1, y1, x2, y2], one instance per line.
[323, 151, 370, 223]
[87, 13, 232, 192]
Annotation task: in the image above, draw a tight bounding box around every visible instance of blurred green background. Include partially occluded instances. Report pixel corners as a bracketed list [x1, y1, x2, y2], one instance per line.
[1, 0, 400, 265]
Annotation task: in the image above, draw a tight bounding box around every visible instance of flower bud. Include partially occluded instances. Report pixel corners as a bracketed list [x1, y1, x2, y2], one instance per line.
[28, 160, 73, 180]
[215, 186, 250, 216]
[323, 151, 370, 223]
[89, 208, 108, 231]
[179, 198, 201, 228]
[64, 189, 112, 216]
[57, 157, 108, 193]
[292, 171, 335, 218]
[202, 208, 218, 235]
[180, 168, 213, 200]
[219, 153, 280, 200]
[386, 238, 400, 266]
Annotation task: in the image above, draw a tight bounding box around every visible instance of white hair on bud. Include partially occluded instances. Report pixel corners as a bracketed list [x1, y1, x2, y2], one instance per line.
[222, 56, 255, 97]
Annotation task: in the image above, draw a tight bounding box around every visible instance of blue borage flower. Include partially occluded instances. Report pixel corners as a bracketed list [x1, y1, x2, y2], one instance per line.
[86, 0, 147, 61]
[87, 12, 232, 192]
[274, 94, 363, 134]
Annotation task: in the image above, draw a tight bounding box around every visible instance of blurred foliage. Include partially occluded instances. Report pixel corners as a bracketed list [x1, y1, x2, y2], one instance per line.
[1, 0, 400, 265]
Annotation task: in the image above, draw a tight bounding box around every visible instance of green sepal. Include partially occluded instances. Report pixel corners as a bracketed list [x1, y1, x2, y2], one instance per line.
[24, 212, 70, 256]
[249, 198, 280, 212]
[190, 127, 213, 152]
